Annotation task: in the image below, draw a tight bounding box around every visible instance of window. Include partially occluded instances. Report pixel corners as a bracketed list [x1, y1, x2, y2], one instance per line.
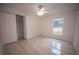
[52, 18, 64, 35]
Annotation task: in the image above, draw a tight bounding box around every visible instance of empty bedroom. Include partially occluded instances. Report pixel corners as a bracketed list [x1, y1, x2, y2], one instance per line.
[0, 3, 79, 55]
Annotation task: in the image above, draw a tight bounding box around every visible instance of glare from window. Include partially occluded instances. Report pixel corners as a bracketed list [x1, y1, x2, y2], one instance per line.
[52, 40, 62, 55]
[52, 48, 61, 55]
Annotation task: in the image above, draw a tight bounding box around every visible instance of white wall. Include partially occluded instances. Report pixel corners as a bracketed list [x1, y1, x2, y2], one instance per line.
[25, 15, 40, 39]
[0, 16, 3, 54]
[40, 10, 77, 41]
[74, 9, 79, 54]
[0, 36, 3, 54]
[0, 11, 40, 44]
[0, 12, 17, 45]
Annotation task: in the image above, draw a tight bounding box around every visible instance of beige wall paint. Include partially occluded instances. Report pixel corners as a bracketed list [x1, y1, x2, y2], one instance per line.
[25, 15, 40, 39]
[0, 12, 17, 45]
[40, 10, 77, 41]
[74, 9, 79, 54]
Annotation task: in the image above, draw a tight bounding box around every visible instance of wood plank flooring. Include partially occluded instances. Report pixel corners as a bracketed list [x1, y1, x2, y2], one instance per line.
[3, 37, 76, 55]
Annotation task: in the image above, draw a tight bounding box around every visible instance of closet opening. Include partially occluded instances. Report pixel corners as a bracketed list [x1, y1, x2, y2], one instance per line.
[16, 15, 25, 40]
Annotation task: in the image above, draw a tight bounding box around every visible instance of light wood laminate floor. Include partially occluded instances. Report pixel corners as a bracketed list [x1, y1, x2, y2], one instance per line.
[3, 37, 76, 55]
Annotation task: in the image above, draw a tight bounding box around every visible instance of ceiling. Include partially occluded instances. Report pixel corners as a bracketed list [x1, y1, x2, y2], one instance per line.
[0, 3, 79, 15]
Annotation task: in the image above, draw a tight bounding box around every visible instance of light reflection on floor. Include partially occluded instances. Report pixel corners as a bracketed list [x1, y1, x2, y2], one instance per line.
[4, 37, 76, 55]
[52, 40, 62, 55]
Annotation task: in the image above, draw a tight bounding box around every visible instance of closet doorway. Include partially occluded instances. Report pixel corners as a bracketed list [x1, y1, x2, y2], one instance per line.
[16, 15, 24, 40]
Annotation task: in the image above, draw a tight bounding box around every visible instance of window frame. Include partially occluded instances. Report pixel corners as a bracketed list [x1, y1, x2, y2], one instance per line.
[52, 18, 64, 36]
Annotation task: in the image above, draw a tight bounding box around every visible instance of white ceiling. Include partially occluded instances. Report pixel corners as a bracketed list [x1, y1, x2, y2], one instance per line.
[0, 3, 79, 15]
